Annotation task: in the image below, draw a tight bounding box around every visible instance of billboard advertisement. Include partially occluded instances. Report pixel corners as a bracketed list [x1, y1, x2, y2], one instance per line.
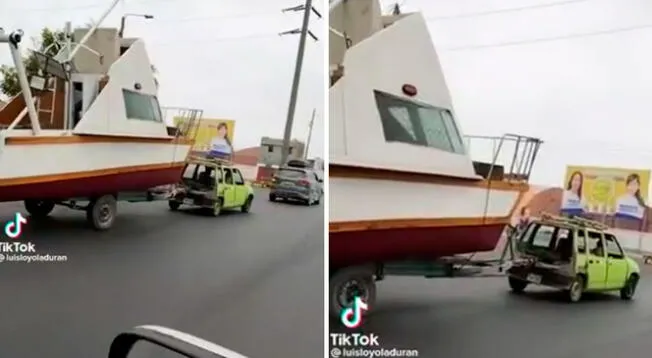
[174, 118, 235, 158]
[562, 166, 650, 220]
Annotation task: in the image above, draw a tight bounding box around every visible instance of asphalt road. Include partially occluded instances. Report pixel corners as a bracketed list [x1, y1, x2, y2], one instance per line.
[0, 189, 324, 358]
[330, 269, 652, 358]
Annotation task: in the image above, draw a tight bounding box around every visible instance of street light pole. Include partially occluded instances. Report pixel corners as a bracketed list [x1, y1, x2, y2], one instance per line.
[304, 108, 316, 159]
[119, 13, 154, 38]
[278, 0, 321, 166]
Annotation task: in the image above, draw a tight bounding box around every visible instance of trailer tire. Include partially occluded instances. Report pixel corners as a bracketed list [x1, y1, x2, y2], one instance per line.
[24, 200, 55, 218]
[87, 195, 117, 231]
[330, 266, 377, 320]
[508, 276, 528, 293]
[168, 200, 181, 211]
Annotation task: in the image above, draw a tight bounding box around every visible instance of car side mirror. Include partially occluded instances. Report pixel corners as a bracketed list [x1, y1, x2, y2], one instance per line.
[108, 325, 248, 358]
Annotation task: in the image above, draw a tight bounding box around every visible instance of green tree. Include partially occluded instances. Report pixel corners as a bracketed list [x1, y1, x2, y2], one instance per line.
[0, 27, 65, 97]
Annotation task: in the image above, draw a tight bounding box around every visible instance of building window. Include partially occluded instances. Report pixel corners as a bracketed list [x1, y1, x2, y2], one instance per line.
[373, 90, 465, 154]
[123, 89, 163, 122]
[267, 145, 273, 153]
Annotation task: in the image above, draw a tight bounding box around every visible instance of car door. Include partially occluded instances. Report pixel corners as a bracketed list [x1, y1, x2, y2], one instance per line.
[232, 169, 248, 206]
[585, 230, 608, 289]
[604, 233, 629, 289]
[221, 167, 236, 208]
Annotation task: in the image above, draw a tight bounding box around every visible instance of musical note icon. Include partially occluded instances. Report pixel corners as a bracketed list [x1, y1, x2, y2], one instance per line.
[340, 296, 368, 329]
[4, 212, 27, 239]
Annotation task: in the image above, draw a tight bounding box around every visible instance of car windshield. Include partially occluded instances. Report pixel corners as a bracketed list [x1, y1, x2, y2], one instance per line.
[278, 169, 305, 179]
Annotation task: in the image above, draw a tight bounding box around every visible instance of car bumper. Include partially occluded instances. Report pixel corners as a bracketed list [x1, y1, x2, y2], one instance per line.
[507, 265, 574, 289]
[270, 188, 310, 200]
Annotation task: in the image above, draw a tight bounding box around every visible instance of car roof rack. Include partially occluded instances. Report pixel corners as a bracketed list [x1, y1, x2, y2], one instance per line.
[188, 155, 233, 166]
[539, 213, 609, 231]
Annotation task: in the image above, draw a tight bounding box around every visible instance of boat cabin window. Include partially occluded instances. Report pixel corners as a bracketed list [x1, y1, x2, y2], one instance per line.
[123, 89, 163, 122]
[374, 90, 466, 154]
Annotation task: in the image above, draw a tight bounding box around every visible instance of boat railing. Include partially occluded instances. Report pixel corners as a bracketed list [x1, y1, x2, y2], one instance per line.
[464, 134, 543, 184]
[161, 106, 204, 141]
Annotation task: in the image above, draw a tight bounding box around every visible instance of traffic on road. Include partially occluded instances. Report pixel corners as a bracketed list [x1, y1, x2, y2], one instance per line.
[0, 188, 324, 357]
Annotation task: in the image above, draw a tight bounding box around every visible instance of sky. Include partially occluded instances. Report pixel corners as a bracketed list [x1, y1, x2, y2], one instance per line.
[379, 0, 652, 192]
[0, 0, 325, 157]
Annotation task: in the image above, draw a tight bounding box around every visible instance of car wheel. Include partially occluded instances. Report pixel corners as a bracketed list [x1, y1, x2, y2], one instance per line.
[620, 274, 639, 300]
[211, 198, 223, 217]
[269, 194, 276, 202]
[508, 276, 528, 293]
[241, 195, 253, 213]
[567, 275, 585, 303]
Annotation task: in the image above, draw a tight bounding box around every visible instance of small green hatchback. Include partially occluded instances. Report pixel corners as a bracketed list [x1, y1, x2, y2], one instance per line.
[506, 214, 640, 302]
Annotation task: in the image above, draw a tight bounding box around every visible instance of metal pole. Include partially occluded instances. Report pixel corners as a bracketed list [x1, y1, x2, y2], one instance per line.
[280, 0, 313, 166]
[304, 108, 315, 159]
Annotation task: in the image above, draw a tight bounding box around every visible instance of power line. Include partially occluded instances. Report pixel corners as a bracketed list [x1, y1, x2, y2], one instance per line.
[445, 22, 652, 51]
[426, 0, 591, 21]
[150, 33, 280, 46]
[5, 0, 180, 12]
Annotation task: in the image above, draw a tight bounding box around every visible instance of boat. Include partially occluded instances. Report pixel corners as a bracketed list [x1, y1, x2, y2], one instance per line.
[328, 0, 542, 316]
[0, 0, 200, 229]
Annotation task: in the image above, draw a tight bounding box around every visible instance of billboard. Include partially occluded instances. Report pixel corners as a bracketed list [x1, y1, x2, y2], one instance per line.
[174, 118, 235, 158]
[562, 166, 650, 220]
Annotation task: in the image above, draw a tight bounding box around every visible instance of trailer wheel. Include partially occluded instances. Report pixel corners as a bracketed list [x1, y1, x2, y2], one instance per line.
[508, 276, 528, 293]
[330, 266, 377, 320]
[87, 195, 117, 231]
[168, 200, 181, 211]
[24, 200, 55, 218]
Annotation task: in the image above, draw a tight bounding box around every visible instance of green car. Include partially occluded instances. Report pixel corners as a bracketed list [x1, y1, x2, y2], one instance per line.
[168, 157, 255, 216]
[506, 214, 640, 302]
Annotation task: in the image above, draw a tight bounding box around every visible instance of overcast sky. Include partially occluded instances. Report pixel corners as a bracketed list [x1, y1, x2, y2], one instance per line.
[379, 0, 652, 192]
[0, 0, 324, 157]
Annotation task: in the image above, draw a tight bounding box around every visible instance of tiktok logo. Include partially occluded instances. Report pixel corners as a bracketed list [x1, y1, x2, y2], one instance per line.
[340, 296, 368, 328]
[4, 213, 27, 239]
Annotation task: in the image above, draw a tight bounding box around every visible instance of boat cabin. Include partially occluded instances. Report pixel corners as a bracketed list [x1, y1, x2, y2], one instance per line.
[329, 0, 541, 182]
[0, 26, 174, 139]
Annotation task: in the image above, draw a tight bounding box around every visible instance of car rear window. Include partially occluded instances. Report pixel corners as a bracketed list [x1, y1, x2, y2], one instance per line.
[278, 169, 305, 178]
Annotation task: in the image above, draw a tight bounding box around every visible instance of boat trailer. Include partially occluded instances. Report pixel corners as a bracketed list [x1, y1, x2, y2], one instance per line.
[329, 226, 522, 319]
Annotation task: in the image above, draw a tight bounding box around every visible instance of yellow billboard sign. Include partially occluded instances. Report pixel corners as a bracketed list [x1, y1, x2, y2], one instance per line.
[562, 165, 650, 220]
[174, 118, 235, 157]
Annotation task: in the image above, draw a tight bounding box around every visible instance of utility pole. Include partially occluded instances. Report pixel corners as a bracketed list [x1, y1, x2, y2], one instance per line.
[278, 0, 322, 165]
[304, 108, 316, 159]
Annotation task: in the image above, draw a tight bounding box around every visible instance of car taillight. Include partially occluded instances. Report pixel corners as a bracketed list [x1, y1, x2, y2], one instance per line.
[297, 179, 310, 187]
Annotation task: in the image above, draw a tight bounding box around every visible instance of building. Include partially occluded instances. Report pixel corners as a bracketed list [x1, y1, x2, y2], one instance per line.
[258, 137, 305, 166]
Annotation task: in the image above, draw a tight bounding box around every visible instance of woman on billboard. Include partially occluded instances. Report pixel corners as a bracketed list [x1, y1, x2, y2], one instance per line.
[561, 171, 585, 215]
[615, 173, 646, 220]
[207, 122, 233, 159]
